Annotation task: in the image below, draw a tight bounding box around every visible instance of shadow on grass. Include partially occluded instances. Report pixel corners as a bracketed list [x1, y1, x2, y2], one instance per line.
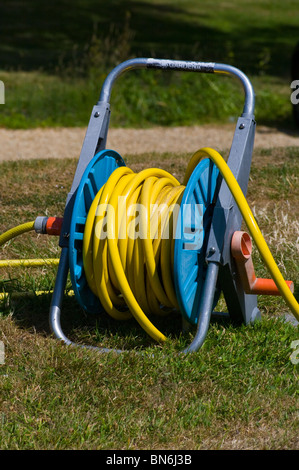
[4, 286, 232, 352]
[6, 290, 196, 351]
[0, 0, 298, 79]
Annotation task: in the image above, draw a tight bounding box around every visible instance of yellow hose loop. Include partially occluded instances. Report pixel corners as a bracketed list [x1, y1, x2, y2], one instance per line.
[0, 258, 59, 268]
[191, 148, 299, 322]
[0, 221, 35, 247]
[0, 289, 74, 301]
[83, 165, 185, 342]
[0, 222, 59, 270]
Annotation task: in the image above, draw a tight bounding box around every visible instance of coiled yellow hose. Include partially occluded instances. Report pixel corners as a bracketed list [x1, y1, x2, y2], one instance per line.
[0, 148, 298, 341]
[82, 148, 299, 342]
[83, 165, 185, 342]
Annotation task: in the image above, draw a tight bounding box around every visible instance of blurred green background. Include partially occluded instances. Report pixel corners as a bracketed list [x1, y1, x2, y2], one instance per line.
[0, 0, 298, 129]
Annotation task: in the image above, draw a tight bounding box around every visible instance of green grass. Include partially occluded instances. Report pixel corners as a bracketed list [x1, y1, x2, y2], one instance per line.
[0, 318, 298, 450]
[1, 0, 298, 77]
[0, 69, 294, 130]
[0, 0, 298, 129]
[0, 147, 298, 450]
[0, 1, 298, 449]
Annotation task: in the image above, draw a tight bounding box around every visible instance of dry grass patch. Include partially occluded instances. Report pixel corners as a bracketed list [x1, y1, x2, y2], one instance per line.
[0, 148, 298, 450]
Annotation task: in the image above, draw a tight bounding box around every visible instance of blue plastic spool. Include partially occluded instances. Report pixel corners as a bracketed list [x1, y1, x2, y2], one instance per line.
[69, 149, 125, 313]
[69, 151, 220, 326]
[173, 158, 220, 325]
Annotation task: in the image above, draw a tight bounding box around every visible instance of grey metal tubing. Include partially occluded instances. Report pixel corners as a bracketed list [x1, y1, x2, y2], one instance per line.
[49, 247, 71, 345]
[49, 247, 123, 354]
[49, 247, 218, 354]
[213, 63, 255, 116]
[49, 247, 219, 354]
[182, 261, 220, 353]
[98, 57, 255, 117]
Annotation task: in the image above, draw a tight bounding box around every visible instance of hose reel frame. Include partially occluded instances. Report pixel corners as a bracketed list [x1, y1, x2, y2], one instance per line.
[49, 57, 262, 353]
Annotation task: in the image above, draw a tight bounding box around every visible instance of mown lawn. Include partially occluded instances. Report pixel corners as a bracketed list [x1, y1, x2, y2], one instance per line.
[0, 146, 298, 450]
[0, 0, 298, 129]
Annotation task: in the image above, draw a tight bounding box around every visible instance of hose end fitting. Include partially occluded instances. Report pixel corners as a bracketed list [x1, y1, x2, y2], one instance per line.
[231, 231, 294, 296]
[34, 216, 48, 234]
[34, 217, 63, 236]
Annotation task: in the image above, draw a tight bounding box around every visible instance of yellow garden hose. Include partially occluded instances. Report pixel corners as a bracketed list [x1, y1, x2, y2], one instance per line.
[190, 148, 299, 322]
[0, 221, 59, 268]
[0, 259, 59, 268]
[83, 165, 185, 342]
[0, 221, 35, 246]
[0, 148, 298, 339]
[0, 221, 60, 300]
[0, 224, 63, 301]
[81, 148, 299, 342]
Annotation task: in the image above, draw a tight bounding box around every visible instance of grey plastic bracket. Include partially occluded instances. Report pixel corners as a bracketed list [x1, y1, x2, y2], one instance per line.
[206, 116, 261, 325]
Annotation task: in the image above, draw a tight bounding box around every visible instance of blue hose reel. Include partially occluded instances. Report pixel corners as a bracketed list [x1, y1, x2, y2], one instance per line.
[50, 58, 261, 353]
[68, 148, 220, 327]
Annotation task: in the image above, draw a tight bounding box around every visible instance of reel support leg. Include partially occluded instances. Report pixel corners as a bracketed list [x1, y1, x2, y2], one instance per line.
[206, 116, 261, 325]
[182, 261, 219, 353]
[49, 247, 123, 354]
[59, 101, 111, 250]
[49, 247, 71, 346]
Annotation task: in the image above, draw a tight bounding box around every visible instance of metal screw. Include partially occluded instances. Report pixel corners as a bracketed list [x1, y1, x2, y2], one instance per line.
[94, 111, 100, 118]
[239, 123, 245, 129]
[208, 247, 216, 256]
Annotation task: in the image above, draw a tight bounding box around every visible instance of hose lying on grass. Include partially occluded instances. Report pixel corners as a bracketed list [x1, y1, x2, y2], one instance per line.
[0, 148, 298, 340]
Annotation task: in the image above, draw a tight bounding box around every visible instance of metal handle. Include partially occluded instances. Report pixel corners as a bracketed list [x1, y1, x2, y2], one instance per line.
[98, 57, 255, 117]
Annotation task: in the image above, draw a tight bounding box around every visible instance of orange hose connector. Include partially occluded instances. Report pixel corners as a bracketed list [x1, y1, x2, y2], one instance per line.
[45, 217, 63, 236]
[231, 231, 294, 296]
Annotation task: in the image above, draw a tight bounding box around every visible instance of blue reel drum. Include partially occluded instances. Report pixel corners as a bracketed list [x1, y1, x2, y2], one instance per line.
[173, 158, 220, 325]
[69, 150, 220, 326]
[69, 149, 125, 313]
